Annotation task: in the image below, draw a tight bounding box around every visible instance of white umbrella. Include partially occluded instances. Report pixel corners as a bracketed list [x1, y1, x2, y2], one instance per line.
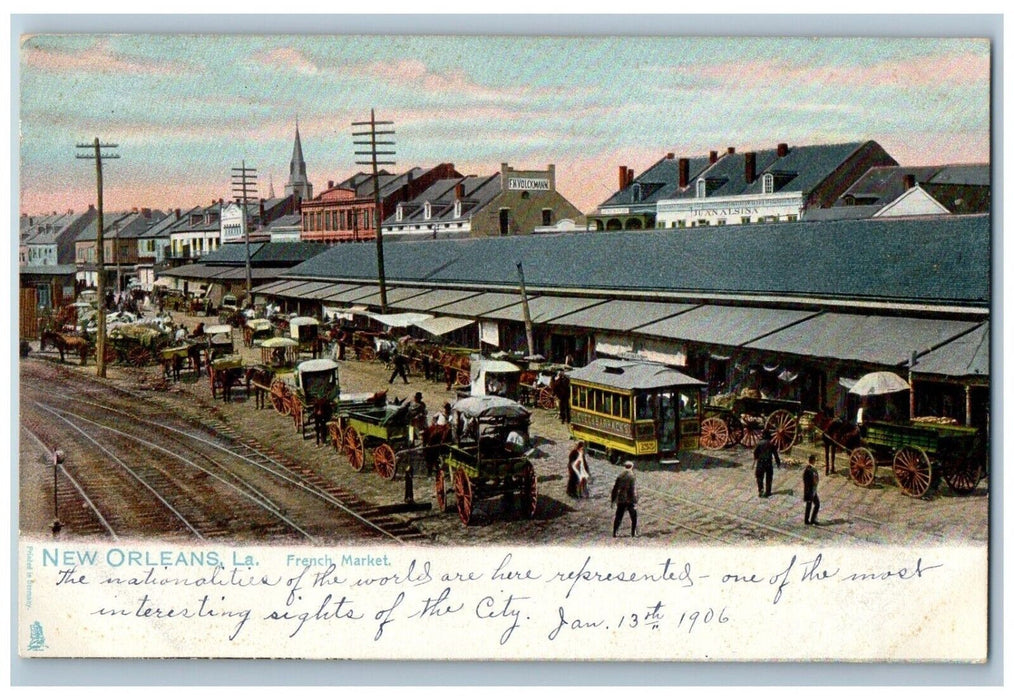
[849, 371, 911, 396]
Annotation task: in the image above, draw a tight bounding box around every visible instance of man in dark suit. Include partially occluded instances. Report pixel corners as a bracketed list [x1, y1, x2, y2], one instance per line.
[803, 454, 820, 525]
[753, 430, 781, 497]
[611, 461, 638, 537]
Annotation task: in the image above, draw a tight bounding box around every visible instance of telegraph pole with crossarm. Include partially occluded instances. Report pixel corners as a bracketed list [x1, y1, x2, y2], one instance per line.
[75, 138, 119, 378]
[352, 110, 395, 313]
[231, 161, 258, 304]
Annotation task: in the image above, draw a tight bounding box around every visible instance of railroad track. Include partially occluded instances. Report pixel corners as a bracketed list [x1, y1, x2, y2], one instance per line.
[20, 360, 426, 544]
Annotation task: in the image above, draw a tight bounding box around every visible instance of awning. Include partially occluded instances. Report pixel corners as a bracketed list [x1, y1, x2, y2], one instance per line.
[637, 305, 819, 347]
[911, 324, 989, 378]
[427, 292, 525, 318]
[353, 287, 432, 307]
[414, 316, 474, 336]
[252, 279, 290, 295]
[553, 300, 697, 332]
[364, 311, 433, 328]
[255, 279, 313, 297]
[322, 285, 380, 303]
[390, 288, 484, 312]
[276, 281, 334, 299]
[745, 313, 983, 366]
[482, 296, 608, 324]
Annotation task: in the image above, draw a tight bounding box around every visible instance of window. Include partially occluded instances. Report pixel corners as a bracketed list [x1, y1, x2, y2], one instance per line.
[396, 205, 403, 222]
[696, 179, 706, 198]
[677, 220, 686, 228]
[499, 208, 510, 236]
[741, 216, 751, 224]
[542, 209, 552, 227]
[716, 219, 726, 226]
[454, 201, 462, 218]
[762, 173, 774, 194]
[632, 183, 642, 202]
[424, 202, 431, 220]
[787, 214, 798, 222]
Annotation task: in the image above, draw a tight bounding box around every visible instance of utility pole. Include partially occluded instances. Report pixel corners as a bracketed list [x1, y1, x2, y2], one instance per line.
[231, 161, 258, 305]
[76, 138, 119, 378]
[353, 109, 395, 313]
[114, 220, 122, 297]
[516, 261, 536, 358]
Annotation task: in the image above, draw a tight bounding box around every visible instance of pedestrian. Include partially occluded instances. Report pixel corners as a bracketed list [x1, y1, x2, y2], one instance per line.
[803, 454, 820, 525]
[611, 460, 638, 537]
[388, 351, 410, 384]
[753, 429, 781, 498]
[553, 371, 571, 424]
[408, 391, 427, 444]
[566, 442, 586, 498]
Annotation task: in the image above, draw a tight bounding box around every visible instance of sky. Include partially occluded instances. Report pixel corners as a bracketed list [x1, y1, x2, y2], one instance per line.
[17, 33, 991, 217]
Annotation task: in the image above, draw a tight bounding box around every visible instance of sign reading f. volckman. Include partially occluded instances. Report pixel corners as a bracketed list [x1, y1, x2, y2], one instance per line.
[508, 177, 550, 191]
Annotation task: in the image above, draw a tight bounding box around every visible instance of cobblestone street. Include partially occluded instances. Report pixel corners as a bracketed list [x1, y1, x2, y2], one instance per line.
[20, 309, 989, 548]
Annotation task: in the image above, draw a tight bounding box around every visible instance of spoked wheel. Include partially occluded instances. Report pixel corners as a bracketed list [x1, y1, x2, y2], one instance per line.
[699, 417, 730, 450]
[456, 369, 471, 386]
[328, 422, 342, 452]
[765, 410, 799, 452]
[893, 446, 933, 497]
[127, 345, 153, 366]
[102, 345, 118, 365]
[537, 388, 557, 410]
[435, 469, 447, 512]
[373, 443, 398, 480]
[454, 468, 473, 525]
[727, 423, 745, 447]
[343, 426, 366, 472]
[739, 419, 764, 448]
[269, 382, 290, 415]
[848, 447, 877, 487]
[521, 461, 538, 519]
[944, 457, 982, 495]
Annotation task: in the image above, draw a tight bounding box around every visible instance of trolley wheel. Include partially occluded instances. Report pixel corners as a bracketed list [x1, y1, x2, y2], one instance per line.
[435, 468, 447, 512]
[893, 446, 933, 497]
[849, 447, 877, 487]
[454, 468, 473, 525]
[522, 462, 538, 519]
[739, 420, 764, 448]
[127, 345, 153, 366]
[944, 457, 982, 495]
[765, 410, 799, 452]
[343, 426, 366, 472]
[537, 387, 557, 410]
[699, 417, 730, 450]
[373, 443, 398, 480]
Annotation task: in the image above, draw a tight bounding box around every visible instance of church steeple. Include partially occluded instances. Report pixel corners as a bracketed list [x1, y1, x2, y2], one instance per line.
[285, 119, 313, 200]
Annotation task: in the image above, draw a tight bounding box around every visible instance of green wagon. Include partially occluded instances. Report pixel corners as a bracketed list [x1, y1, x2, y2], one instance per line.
[434, 395, 537, 525]
[848, 419, 986, 497]
[338, 402, 413, 481]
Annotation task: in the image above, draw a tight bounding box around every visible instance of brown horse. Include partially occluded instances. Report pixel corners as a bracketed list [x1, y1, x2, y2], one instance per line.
[421, 423, 453, 476]
[40, 329, 90, 365]
[245, 365, 275, 409]
[813, 408, 862, 476]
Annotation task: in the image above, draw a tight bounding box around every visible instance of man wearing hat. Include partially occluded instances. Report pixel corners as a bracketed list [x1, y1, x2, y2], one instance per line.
[611, 461, 638, 538]
[408, 392, 428, 443]
[753, 429, 781, 498]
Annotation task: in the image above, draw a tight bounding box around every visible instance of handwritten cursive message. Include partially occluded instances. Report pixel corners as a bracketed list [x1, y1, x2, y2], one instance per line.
[18, 542, 986, 661]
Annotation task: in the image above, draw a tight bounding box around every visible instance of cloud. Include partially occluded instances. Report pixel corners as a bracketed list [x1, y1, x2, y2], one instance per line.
[21, 37, 188, 76]
[247, 47, 320, 75]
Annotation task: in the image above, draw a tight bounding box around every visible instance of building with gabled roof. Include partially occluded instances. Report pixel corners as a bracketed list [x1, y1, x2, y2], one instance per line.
[74, 208, 166, 290]
[21, 206, 98, 267]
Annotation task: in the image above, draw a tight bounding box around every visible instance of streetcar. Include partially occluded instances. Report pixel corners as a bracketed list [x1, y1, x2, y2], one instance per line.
[567, 358, 705, 464]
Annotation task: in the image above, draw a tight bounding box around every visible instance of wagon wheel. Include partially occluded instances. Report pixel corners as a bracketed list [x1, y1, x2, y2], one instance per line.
[360, 346, 376, 361]
[893, 446, 933, 497]
[699, 417, 730, 450]
[127, 345, 153, 366]
[102, 345, 118, 365]
[944, 456, 982, 495]
[521, 461, 538, 519]
[739, 419, 764, 448]
[435, 468, 448, 512]
[269, 382, 290, 415]
[373, 443, 398, 480]
[453, 468, 473, 525]
[456, 369, 470, 386]
[328, 422, 343, 452]
[537, 387, 557, 410]
[848, 447, 877, 487]
[343, 426, 366, 472]
[726, 423, 745, 447]
[765, 410, 799, 453]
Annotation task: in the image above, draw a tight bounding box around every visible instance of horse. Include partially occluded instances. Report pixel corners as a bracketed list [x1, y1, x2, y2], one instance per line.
[245, 365, 275, 409]
[813, 408, 862, 476]
[40, 329, 90, 365]
[421, 423, 453, 476]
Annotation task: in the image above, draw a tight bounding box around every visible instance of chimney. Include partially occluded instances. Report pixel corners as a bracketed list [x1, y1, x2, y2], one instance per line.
[626, 168, 635, 188]
[903, 173, 917, 190]
[777, 143, 789, 157]
[709, 151, 718, 164]
[328, 180, 334, 189]
[619, 165, 628, 190]
[727, 146, 736, 155]
[679, 158, 690, 188]
[88, 204, 95, 211]
[259, 198, 266, 222]
[666, 152, 675, 159]
[455, 182, 465, 200]
[141, 207, 151, 218]
[175, 208, 181, 220]
[745, 152, 757, 184]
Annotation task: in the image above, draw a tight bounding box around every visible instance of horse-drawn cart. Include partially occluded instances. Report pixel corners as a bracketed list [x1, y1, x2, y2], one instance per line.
[244, 318, 274, 347]
[519, 362, 569, 410]
[337, 402, 414, 480]
[105, 323, 173, 366]
[848, 419, 986, 497]
[700, 394, 802, 453]
[290, 316, 321, 358]
[434, 395, 537, 525]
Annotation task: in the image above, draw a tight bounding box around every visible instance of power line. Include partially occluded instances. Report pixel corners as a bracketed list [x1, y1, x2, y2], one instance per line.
[231, 161, 258, 304]
[352, 109, 395, 313]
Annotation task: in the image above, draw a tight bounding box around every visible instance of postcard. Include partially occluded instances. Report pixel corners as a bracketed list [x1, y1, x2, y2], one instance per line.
[16, 27, 992, 664]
